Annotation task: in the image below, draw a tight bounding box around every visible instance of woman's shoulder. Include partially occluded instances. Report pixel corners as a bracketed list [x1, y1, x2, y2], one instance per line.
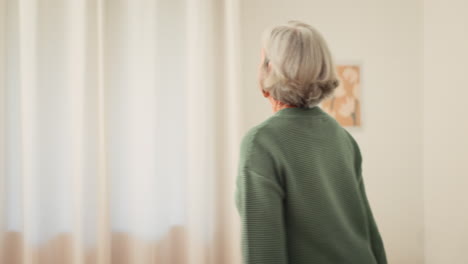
[240, 120, 269, 153]
[238, 116, 283, 179]
[240, 115, 280, 148]
[341, 128, 363, 165]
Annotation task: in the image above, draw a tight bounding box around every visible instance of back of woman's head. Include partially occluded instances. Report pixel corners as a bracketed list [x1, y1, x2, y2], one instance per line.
[260, 20, 339, 108]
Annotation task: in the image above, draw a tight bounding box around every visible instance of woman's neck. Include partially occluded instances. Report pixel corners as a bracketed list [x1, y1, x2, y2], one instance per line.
[269, 97, 297, 113]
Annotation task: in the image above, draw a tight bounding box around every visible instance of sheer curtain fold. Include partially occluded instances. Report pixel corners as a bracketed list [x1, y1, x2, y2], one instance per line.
[0, 0, 6, 262]
[0, 0, 242, 263]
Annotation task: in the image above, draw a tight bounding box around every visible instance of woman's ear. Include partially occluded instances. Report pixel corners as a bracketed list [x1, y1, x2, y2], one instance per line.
[262, 88, 270, 98]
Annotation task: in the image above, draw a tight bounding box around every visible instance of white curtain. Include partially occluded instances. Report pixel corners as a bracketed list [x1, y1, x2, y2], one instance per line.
[0, 0, 242, 263]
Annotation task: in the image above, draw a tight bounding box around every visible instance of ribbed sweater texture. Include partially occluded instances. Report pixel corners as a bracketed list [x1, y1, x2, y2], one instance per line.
[235, 106, 387, 264]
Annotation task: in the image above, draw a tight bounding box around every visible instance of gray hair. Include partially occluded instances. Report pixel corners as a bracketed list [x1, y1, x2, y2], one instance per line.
[260, 20, 339, 108]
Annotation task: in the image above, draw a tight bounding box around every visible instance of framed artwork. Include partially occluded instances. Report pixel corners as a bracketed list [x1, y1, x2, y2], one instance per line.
[320, 64, 361, 127]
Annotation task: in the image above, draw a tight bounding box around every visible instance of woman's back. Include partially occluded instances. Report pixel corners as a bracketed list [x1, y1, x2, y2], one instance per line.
[235, 106, 387, 264]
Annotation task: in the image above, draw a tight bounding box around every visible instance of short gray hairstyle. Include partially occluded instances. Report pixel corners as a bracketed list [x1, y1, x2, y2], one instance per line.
[260, 20, 339, 108]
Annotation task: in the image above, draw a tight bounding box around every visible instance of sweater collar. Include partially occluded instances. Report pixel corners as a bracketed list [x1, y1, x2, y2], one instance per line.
[273, 105, 327, 117]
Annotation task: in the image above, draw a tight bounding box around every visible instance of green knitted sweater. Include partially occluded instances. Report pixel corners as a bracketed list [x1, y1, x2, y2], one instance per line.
[235, 106, 387, 264]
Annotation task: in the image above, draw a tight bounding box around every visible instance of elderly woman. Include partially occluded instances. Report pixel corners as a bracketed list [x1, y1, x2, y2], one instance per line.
[235, 21, 387, 264]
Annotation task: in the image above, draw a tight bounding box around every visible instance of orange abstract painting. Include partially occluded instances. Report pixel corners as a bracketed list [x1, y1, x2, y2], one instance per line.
[321, 65, 361, 127]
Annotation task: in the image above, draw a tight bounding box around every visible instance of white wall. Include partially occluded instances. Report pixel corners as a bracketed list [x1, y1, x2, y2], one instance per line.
[423, 1, 468, 263]
[239, 0, 425, 263]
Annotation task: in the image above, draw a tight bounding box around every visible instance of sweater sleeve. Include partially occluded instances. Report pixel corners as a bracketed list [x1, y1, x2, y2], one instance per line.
[357, 167, 388, 264]
[235, 168, 288, 264]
